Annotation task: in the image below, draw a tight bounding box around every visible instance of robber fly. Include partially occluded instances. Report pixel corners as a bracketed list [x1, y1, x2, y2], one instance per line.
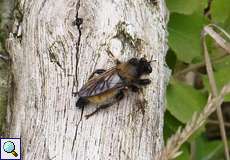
[76, 57, 152, 119]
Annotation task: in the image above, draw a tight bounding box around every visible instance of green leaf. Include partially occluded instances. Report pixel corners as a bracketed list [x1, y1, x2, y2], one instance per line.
[166, 49, 177, 71]
[194, 136, 224, 160]
[167, 80, 207, 123]
[164, 111, 184, 141]
[203, 68, 230, 101]
[223, 15, 230, 33]
[214, 56, 230, 71]
[168, 13, 205, 63]
[174, 144, 190, 160]
[211, 0, 230, 23]
[166, 0, 199, 14]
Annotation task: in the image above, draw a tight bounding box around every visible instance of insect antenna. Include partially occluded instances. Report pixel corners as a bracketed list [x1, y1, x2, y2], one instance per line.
[149, 55, 156, 63]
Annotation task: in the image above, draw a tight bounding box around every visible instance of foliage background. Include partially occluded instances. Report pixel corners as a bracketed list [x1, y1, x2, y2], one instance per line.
[165, 0, 230, 159]
[0, 0, 229, 159]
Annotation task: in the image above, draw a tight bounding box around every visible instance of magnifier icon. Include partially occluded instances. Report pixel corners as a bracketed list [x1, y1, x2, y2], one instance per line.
[3, 141, 18, 157]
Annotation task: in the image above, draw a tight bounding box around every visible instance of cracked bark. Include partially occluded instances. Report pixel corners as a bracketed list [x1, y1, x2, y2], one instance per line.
[5, 0, 169, 160]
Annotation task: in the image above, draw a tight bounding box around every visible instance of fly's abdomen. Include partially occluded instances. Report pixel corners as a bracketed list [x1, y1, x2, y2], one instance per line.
[87, 89, 119, 104]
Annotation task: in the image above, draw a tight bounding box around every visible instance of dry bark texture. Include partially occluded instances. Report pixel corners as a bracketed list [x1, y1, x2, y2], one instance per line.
[6, 0, 168, 159]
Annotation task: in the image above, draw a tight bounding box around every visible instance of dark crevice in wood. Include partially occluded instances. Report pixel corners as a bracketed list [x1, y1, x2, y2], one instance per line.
[72, 0, 83, 156]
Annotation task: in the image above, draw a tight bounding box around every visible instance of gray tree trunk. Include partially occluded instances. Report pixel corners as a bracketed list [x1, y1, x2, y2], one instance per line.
[5, 0, 168, 159]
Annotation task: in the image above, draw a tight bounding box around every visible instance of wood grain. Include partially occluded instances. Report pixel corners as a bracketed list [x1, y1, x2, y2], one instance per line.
[6, 0, 169, 159]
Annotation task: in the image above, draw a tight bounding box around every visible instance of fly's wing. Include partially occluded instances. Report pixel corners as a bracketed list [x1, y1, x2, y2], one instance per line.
[78, 68, 124, 97]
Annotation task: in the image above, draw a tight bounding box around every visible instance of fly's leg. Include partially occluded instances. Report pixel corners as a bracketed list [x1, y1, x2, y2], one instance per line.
[88, 69, 106, 80]
[76, 97, 89, 108]
[115, 90, 125, 100]
[129, 85, 140, 92]
[85, 103, 112, 119]
[132, 79, 151, 86]
[85, 90, 125, 119]
[136, 88, 147, 113]
[129, 79, 151, 93]
[129, 79, 151, 115]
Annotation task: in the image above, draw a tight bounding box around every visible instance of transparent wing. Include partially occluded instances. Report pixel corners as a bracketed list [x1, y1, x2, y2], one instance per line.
[78, 68, 124, 97]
